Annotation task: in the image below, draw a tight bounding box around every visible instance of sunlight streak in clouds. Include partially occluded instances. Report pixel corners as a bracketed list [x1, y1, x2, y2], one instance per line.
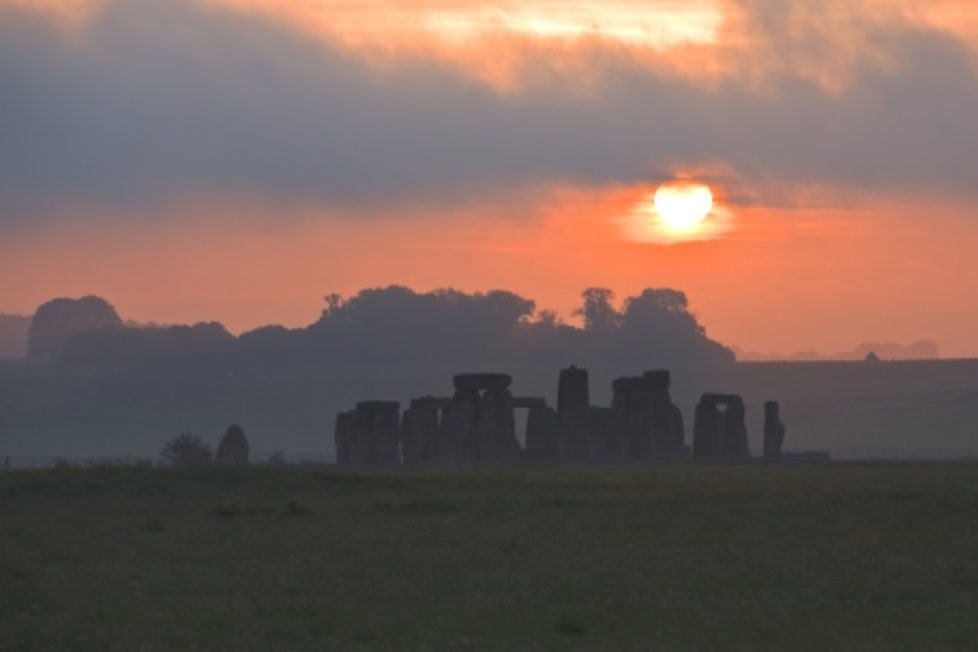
[417, 2, 722, 47]
[213, 0, 722, 48]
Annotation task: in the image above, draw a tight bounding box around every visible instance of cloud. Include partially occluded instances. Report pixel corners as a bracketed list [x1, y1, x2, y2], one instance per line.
[1, 0, 977, 223]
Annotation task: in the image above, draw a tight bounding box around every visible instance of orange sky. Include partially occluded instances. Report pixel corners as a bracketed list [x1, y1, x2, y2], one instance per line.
[2, 0, 978, 357]
[4, 186, 977, 357]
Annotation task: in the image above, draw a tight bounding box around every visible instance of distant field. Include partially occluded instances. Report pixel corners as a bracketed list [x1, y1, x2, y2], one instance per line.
[2, 464, 977, 651]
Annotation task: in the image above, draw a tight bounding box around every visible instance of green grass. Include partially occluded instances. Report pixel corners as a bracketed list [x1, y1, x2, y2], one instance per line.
[2, 463, 978, 651]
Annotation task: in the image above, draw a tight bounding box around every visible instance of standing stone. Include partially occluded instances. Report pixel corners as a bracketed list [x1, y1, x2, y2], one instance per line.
[693, 393, 749, 460]
[721, 401, 750, 459]
[477, 388, 519, 462]
[215, 424, 249, 466]
[447, 374, 515, 462]
[440, 388, 479, 462]
[610, 371, 684, 461]
[408, 396, 448, 462]
[692, 398, 721, 459]
[342, 408, 363, 463]
[525, 405, 560, 461]
[347, 410, 371, 463]
[763, 401, 786, 459]
[558, 365, 591, 462]
[355, 401, 401, 464]
[647, 391, 675, 456]
[558, 365, 590, 419]
[644, 370, 681, 455]
[376, 404, 401, 464]
[619, 378, 651, 460]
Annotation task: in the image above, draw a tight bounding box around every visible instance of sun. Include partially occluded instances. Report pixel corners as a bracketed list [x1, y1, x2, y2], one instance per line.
[654, 183, 713, 232]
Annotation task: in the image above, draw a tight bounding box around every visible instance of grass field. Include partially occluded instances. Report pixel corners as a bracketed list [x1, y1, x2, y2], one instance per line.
[2, 463, 978, 651]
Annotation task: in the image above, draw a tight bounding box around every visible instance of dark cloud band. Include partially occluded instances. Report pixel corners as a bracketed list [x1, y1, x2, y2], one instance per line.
[1, 0, 976, 222]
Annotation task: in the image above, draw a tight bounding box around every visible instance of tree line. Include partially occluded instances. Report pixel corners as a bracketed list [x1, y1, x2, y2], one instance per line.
[27, 286, 734, 370]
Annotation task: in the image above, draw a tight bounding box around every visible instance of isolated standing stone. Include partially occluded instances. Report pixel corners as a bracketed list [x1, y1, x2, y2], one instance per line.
[763, 401, 786, 459]
[215, 424, 250, 466]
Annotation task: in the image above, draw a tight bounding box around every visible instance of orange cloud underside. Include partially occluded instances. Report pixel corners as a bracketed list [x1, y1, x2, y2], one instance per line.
[10, 0, 978, 89]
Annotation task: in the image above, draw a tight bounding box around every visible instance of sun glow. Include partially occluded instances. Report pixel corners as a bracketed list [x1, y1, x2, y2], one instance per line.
[654, 183, 713, 232]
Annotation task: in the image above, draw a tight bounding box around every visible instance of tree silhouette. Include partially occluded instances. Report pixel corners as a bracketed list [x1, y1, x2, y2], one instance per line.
[28, 296, 122, 358]
[48, 285, 734, 371]
[574, 288, 621, 335]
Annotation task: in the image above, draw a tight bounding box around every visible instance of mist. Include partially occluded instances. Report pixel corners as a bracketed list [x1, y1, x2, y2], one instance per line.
[1, 285, 974, 462]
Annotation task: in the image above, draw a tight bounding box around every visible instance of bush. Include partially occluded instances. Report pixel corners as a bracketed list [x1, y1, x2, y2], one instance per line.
[160, 433, 212, 466]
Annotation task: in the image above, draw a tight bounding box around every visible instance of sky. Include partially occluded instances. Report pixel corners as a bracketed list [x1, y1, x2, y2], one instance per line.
[2, 0, 978, 357]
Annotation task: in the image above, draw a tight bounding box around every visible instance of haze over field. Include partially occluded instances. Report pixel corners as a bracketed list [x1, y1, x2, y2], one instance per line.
[1, 289, 976, 460]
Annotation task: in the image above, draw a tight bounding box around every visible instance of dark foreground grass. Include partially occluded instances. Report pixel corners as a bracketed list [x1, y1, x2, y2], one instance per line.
[2, 463, 978, 651]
